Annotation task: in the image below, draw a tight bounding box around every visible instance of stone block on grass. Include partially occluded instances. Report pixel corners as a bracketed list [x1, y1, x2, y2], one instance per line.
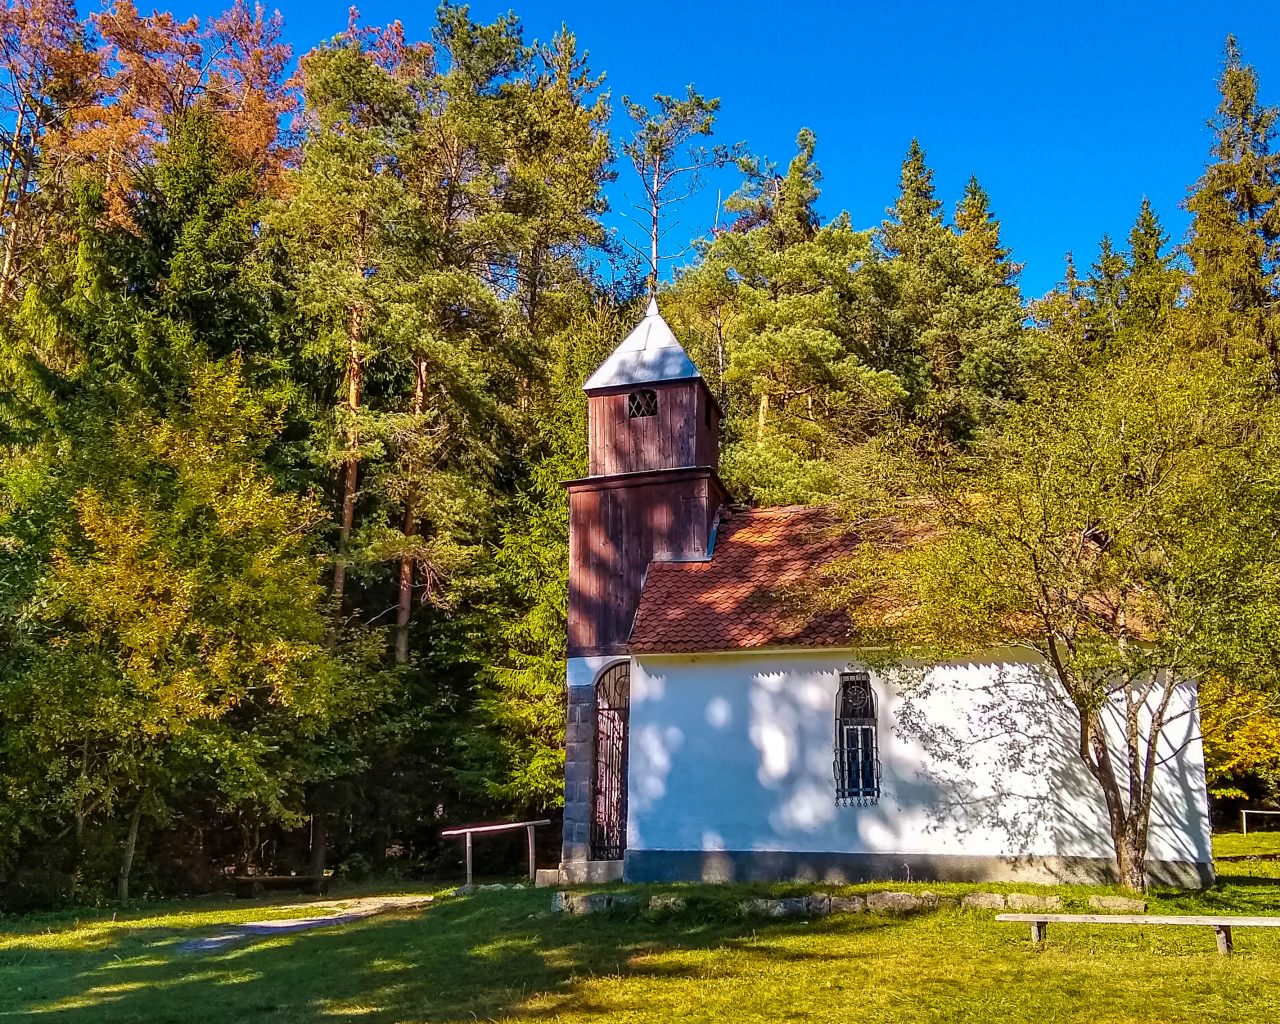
[1007, 893, 1063, 911]
[566, 892, 612, 915]
[866, 891, 921, 914]
[739, 897, 809, 918]
[961, 892, 1006, 910]
[806, 894, 832, 916]
[828, 896, 867, 915]
[648, 894, 687, 914]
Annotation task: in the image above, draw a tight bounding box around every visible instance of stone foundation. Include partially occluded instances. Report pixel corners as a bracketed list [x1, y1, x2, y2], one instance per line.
[623, 849, 1214, 889]
[560, 680, 597, 866]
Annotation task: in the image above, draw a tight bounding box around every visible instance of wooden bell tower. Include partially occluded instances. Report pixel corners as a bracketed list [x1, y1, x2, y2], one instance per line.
[565, 298, 727, 657]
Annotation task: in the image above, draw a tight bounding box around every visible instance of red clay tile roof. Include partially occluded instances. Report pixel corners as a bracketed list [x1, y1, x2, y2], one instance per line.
[629, 505, 863, 654]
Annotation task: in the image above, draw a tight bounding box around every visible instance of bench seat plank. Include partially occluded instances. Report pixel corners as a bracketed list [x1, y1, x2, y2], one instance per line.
[996, 914, 1280, 926]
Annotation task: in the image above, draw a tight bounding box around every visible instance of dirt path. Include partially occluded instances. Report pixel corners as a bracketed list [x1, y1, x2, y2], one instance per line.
[177, 895, 435, 953]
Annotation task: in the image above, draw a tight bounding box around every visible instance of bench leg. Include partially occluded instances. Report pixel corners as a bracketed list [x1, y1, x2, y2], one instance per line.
[1214, 925, 1232, 955]
[1031, 921, 1047, 945]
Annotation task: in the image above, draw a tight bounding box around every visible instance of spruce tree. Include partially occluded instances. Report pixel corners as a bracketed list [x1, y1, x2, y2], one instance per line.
[1184, 35, 1280, 368]
[0, 108, 348, 899]
[881, 138, 947, 265]
[1123, 198, 1181, 338]
[954, 175, 1020, 288]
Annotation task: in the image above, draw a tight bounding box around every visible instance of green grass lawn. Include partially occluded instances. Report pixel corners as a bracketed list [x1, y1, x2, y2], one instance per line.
[1213, 829, 1280, 858]
[2, 855, 1279, 1023]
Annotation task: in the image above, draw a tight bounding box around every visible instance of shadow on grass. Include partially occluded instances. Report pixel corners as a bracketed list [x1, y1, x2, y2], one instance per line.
[6, 874, 1279, 1024]
[0, 889, 911, 1023]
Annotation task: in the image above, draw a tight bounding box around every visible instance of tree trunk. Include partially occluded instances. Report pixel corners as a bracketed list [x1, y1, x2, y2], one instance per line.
[394, 358, 427, 665]
[0, 104, 25, 225]
[1114, 823, 1148, 893]
[713, 308, 727, 403]
[309, 810, 328, 879]
[69, 803, 86, 902]
[117, 793, 145, 903]
[0, 103, 28, 302]
[1076, 701, 1151, 892]
[394, 502, 417, 665]
[1, 153, 33, 303]
[332, 211, 369, 615]
[649, 162, 661, 295]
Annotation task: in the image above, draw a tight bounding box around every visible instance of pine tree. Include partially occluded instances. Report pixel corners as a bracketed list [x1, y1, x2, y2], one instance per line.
[476, 303, 622, 810]
[727, 128, 821, 247]
[880, 144, 1031, 435]
[501, 27, 611, 331]
[621, 86, 742, 293]
[1036, 202, 1183, 369]
[0, 0, 100, 303]
[283, 21, 421, 618]
[1083, 234, 1127, 354]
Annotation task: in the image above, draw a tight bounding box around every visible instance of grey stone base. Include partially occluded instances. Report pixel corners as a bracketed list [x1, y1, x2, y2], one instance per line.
[624, 849, 1215, 889]
[561, 682, 598, 866]
[554, 859, 625, 885]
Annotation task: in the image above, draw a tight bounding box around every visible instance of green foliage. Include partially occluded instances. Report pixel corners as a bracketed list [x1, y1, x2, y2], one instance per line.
[2, 3, 1280, 909]
[1201, 677, 1280, 801]
[844, 348, 1280, 887]
[1184, 36, 1280, 366]
[475, 303, 625, 809]
[670, 133, 1034, 504]
[0, 106, 356, 894]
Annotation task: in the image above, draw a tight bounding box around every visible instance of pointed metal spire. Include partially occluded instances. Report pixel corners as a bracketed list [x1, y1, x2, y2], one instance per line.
[583, 297, 702, 391]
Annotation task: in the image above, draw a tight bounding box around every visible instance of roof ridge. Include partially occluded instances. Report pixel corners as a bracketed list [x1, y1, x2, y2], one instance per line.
[732, 503, 837, 517]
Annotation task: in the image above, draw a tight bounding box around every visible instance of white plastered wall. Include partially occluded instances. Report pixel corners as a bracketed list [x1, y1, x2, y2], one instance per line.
[626, 648, 1212, 866]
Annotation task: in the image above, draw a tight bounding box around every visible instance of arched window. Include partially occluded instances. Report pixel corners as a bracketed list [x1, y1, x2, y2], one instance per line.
[835, 670, 880, 806]
[627, 388, 658, 418]
[591, 663, 630, 860]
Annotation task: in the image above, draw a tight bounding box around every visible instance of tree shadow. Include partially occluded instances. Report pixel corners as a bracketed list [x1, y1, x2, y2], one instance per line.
[0, 890, 914, 1023]
[624, 644, 1212, 887]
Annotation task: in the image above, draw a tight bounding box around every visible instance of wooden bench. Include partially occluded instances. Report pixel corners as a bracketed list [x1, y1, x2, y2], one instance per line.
[997, 913, 1280, 954]
[232, 875, 329, 899]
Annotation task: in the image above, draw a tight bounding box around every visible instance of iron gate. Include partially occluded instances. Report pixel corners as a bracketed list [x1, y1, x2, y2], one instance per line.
[590, 663, 630, 860]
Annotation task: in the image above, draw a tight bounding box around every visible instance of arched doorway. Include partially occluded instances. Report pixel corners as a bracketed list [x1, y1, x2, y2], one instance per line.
[590, 662, 630, 860]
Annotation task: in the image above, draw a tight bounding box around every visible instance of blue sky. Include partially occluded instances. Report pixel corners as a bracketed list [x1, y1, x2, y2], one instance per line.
[205, 0, 1280, 298]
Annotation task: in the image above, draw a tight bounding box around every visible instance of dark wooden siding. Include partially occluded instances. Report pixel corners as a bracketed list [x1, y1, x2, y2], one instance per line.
[695, 391, 720, 468]
[587, 380, 718, 476]
[567, 469, 727, 656]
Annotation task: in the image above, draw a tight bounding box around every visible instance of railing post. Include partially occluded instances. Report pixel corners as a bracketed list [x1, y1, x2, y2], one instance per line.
[465, 831, 473, 887]
[527, 824, 536, 881]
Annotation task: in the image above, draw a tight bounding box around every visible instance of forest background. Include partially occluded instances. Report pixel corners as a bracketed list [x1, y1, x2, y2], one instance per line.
[1, 0, 1279, 908]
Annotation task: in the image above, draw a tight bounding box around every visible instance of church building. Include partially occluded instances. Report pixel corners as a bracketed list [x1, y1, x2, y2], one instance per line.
[554, 299, 1214, 888]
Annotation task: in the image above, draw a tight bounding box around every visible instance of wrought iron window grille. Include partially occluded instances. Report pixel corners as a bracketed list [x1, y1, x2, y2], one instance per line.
[835, 669, 881, 807]
[627, 388, 658, 418]
[590, 663, 630, 860]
